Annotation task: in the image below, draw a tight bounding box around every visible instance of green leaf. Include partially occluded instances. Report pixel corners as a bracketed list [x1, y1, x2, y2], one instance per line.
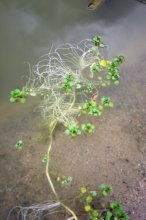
[90, 191, 98, 197]
[61, 176, 72, 186]
[102, 190, 107, 197]
[99, 43, 105, 48]
[77, 129, 82, 135]
[10, 97, 16, 102]
[42, 154, 48, 163]
[109, 102, 114, 108]
[114, 81, 119, 86]
[92, 209, 99, 217]
[19, 98, 26, 104]
[10, 88, 28, 103]
[106, 211, 112, 220]
[92, 47, 97, 52]
[100, 184, 113, 196]
[101, 203, 106, 209]
[64, 123, 82, 137]
[15, 140, 24, 150]
[98, 105, 104, 111]
[76, 84, 82, 89]
[86, 196, 93, 203]
[81, 124, 86, 130]
[65, 129, 70, 135]
[123, 215, 129, 220]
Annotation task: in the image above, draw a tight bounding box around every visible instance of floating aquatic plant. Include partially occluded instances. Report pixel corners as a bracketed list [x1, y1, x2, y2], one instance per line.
[9, 36, 126, 220]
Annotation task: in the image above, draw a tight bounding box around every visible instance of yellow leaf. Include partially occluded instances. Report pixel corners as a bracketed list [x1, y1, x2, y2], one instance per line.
[81, 186, 87, 194]
[84, 205, 91, 212]
[99, 60, 107, 67]
[56, 176, 61, 182]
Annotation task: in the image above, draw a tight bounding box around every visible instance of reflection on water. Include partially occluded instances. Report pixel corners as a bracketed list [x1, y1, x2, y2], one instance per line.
[0, 0, 146, 100]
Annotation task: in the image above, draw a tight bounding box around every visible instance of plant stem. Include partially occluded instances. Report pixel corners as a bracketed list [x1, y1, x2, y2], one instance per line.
[45, 119, 59, 200]
[45, 92, 78, 220]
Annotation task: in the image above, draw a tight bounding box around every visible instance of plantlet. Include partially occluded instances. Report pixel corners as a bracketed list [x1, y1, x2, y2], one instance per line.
[10, 89, 26, 103]
[56, 175, 72, 186]
[85, 84, 94, 93]
[42, 154, 48, 163]
[65, 123, 81, 137]
[15, 140, 23, 150]
[90, 63, 102, 73]
[100, 184, 113, 197]
[80, 100, 102, 116]
[81, 123, 94, 133]
[106, 56, 125, 86]
[10, 88, 33, 103]
[61, 176, 72, 186]
[114, 55, 125, 65]
[76, 83, 82, 89]
[63, 73, 74, 93]
[101, 97, 114, 108]
[92, 35, 105, 48]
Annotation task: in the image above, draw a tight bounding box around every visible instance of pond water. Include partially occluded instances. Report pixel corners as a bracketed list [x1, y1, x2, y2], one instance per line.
[0, 0, 146, 219]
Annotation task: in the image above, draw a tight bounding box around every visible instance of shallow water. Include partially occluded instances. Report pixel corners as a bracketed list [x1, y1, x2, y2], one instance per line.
[0, 0, 146, 219]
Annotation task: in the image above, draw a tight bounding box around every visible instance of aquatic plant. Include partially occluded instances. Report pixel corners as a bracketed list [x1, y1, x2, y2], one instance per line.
[9, 36, 126, 220]
[15, 140, 24, 150]
[81, 123, 95, 133]
[65, 122, 82, 137]
[10, 89, 27, 103]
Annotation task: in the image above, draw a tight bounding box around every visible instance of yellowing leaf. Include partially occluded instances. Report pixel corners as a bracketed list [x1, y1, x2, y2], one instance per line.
[81, 186, 87, 194]
[56, 176, 61, 182]
[84, 205, 91, 212]
[99, 60, 107, 67]
[86, 196, 93, 203]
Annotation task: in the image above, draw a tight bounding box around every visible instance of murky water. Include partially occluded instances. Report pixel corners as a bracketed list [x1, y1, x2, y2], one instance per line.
[0, 0, 146, 219]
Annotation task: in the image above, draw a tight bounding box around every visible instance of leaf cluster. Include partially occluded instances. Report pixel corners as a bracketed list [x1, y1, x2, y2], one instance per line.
[90, 63, 102, 74]
[81, 123, 95, 134]
[10, 88, 31, 104]
[15, 140, 24, 150]
[80, 100, 102, 116]
[63, 73, 74, 93]
[80, 185, 129, 220]
[92, 36, 105, 48]
[42, 154, 48, 163]
[106, 56, 125, 85]
[65, 122, 95, 137]
[101, 97, 113, 108]
[60, 176, 72, 186]
[10, 89, 28, 103]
